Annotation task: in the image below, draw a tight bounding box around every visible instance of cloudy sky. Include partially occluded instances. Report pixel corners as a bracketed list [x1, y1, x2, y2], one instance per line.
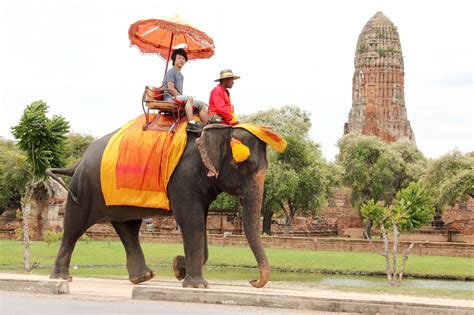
[0, 0, 472, 160]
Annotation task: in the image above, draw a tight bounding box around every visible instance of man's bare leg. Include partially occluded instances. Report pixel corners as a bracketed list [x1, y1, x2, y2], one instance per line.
[184, 97, 194, 122]
[199, 106, 209, 124]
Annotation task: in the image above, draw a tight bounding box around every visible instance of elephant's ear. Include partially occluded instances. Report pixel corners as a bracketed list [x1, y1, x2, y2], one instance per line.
[195, 124, 232, 177]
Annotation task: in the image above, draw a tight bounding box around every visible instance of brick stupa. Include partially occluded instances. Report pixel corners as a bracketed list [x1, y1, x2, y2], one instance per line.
[344, 12, 415, 142]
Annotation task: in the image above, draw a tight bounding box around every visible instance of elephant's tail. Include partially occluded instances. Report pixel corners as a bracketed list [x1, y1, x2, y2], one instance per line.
[45, 166, 79, 204]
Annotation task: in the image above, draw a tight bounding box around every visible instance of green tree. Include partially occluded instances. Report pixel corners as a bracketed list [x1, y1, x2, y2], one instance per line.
[390, 139, 427, 189]
[64, 133, 95, 167]
[274, 136, 329, 235]
[422, 150, 474, 220]
[337, 134, 426, 236]
[11, 101, 70, 179]
[11, 100, 70, 271]
[0, 138, 29, 211]
[209, 192, 239, 212]
[241, 105, 312, 139]
[361, 182, 434, 286]
[262, 160, 298, 235]
[242, 105, 332, 235]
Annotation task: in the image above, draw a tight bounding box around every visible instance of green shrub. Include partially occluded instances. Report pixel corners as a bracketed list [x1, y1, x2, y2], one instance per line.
[42, 230, 62, 246]
[80, 234, 90, 243]
[14, 227, 23, 241]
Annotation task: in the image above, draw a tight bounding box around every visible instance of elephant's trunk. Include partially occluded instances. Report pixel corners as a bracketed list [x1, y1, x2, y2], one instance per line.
[242, 169, 269, 288]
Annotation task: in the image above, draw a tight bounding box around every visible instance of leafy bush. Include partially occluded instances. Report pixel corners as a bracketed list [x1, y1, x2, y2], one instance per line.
[0, 139, 29, 210]
[43, 230, 62, 246]
[14, 228, 23, 241]
[209, 192, 239, 211]
[360, 182, 434, 286]
[80, 234, 90, 243]
[392, 182, 434, 232]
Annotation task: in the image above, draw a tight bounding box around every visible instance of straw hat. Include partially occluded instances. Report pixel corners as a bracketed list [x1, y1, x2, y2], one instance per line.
[214, 69, 241, 82]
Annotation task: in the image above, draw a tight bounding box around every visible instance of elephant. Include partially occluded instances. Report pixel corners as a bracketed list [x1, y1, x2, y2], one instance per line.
[46, 124, 270, 289]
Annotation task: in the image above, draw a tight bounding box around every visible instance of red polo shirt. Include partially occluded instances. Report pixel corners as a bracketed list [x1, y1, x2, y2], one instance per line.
[208, 84, 238, 125]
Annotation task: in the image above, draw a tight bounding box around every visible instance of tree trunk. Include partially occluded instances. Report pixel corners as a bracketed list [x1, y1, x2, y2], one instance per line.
[364, 219, 373, 239]
[283, 214, 292, 236]
[21, 184, 32, 272]
[262, 210, 273, 236]
[399, 242, 414, 282]
[280, 201, 290, 237]
[380, 221, 393, 285]
[392, 221, 400, 286]
[283, 200, 297, 237]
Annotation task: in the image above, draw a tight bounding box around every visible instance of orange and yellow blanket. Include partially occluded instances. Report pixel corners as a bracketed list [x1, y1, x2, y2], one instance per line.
[100, 117, 286, 210]
[100, 114, 188, 210]
[234, 124, 287, 153]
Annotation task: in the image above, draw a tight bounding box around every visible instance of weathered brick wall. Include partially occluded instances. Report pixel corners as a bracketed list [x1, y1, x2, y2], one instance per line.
[317, 187, 363, 234]
[92, 233, 473, 258]
[0, 220, 21, 239]
[442, 197, 474, 234]
[46, 194, 474, 242]
[2, 190, 472, 243]
[86, 223, 115, 236]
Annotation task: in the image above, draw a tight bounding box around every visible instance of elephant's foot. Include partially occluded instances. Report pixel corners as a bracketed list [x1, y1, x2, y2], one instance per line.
[182, 275, 208, 289]
[49, 271, 72, 282]
[129, 270, 154, 284]
[173, 255, 186, 281]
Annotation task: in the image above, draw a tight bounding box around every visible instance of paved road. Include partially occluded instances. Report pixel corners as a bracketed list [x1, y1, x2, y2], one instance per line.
[1, 273, 472, 314]
[1, 293, 341, 315]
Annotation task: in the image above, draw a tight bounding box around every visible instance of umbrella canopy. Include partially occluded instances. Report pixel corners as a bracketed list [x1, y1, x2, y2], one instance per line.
[129, 17, 215, 61]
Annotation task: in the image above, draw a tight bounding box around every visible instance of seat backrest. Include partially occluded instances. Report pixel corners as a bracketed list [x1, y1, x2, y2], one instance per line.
[144, 85, 165, 102]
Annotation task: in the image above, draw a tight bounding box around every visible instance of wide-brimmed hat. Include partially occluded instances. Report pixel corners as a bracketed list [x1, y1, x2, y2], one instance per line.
[214, 69, 240, 82]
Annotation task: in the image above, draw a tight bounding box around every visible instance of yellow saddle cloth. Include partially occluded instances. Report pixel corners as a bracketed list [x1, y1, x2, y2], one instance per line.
[100, 114, 188, 210]
[100, 117, 287, 210]
[233, 124, 287, 153]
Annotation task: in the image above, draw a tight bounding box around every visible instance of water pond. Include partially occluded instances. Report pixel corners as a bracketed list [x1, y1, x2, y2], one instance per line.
[199, 267, 474, 292]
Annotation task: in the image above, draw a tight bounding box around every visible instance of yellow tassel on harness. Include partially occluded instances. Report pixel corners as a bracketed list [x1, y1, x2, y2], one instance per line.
[230, 138, 250, 162]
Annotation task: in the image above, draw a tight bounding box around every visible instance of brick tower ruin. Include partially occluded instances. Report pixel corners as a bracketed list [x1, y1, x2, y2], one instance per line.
[344, 12, 415, 142]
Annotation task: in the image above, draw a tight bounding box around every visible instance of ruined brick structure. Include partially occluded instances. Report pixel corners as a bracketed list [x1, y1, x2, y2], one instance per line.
[344, 12, 415, 142]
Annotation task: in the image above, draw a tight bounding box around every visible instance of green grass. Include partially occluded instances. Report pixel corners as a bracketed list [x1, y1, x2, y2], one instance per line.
[2, 239, 473, 300]
[1, 239, 473, 278]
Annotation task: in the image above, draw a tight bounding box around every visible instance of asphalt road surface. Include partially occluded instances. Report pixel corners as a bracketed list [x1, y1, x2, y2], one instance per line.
[1, 293, 344, 315]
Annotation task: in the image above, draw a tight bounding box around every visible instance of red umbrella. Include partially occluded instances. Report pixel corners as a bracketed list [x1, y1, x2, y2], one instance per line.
[129, 16, 215, 81]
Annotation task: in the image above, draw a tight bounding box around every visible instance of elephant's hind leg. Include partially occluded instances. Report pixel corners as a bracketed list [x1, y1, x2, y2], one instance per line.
[50, 205, 91, 281]
[173, 255, 186, 280]
[112, 220, 154, 284]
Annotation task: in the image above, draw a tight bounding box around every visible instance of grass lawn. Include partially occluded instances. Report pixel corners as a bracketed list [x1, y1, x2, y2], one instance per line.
[2, 239, 473, 300]
[1, 239, 473, 278]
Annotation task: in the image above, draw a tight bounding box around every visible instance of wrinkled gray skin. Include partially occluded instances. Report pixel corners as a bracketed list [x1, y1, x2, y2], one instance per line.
[47, 125, 269, 288]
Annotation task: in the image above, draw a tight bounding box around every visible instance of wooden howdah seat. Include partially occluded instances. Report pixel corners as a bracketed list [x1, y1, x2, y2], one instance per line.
[142, 85, 185, 132]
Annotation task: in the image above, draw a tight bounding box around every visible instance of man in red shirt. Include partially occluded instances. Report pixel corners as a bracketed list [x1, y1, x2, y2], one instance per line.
[208, 69, 240, 125]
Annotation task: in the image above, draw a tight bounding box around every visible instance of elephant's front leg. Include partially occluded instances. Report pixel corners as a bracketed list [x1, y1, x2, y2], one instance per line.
[173, 203, 208, 288]
[111, 220, 154, 284]
[172, 224, 209, 282]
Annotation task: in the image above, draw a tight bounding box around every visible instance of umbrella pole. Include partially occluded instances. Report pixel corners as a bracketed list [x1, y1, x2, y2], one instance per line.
[162, 33, 175, 83]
